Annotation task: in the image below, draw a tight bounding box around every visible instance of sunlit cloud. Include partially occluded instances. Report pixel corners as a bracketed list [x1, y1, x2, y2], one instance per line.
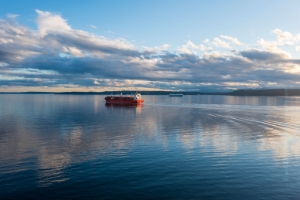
[1, 10, 300, 92]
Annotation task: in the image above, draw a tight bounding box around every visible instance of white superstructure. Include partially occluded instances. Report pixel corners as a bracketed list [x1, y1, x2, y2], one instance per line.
[134, 92, 142, 100]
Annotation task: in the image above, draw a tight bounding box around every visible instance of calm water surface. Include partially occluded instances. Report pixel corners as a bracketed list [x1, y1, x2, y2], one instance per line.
[1, 94, 300, 199]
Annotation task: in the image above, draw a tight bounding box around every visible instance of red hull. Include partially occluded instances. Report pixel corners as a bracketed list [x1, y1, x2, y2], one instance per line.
[105, 99, 144, 104]
[105, 96, 144, 104]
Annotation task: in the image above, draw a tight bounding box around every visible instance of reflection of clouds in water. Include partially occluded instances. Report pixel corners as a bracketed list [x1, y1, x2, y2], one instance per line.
[254, 106, 300, 159]
[93, 95, 101, 113]
[0, 119, 38, 172]
[199, 105, 300, 159]
[33, 104, 161, 186]
[200, 125, 239, 156]
[1, 95, 300, 187]
[38, 147, 71, 187]
[70, 127, 83, 145]
[258, 133, 300, 159]
[175, 123, 239, 156]
[167, 104, 300, 158]
[144, 103, 300, 159]
[0, 103, 149, 186]
[257, 107, 300, 159]
[177, 130, 197, 150]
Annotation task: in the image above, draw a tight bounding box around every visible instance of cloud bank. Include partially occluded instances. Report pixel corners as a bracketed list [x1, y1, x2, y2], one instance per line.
[1, 10, 300, 91]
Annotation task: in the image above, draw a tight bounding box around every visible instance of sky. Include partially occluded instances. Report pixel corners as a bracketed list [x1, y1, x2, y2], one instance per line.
[1, 0, 300, 92]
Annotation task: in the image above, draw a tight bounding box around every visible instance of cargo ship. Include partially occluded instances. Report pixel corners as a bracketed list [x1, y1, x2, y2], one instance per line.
[104, 92, 144, 104]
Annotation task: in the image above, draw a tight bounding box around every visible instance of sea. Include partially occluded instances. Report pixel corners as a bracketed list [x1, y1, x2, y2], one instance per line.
[1, 94, 300, 199]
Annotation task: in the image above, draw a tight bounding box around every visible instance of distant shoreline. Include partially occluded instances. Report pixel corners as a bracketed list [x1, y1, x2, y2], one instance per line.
[1, 89, 300, 96]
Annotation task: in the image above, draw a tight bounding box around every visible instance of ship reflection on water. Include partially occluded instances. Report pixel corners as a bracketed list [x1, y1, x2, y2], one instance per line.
[105, 103, 143, 114]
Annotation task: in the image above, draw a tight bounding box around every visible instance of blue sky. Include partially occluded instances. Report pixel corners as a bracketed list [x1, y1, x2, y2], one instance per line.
[1, 0, 300, 92]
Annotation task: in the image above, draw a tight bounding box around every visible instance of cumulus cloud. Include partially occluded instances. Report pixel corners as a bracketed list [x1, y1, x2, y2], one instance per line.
[261, 28, 300, 49]
[273, 28, 295, 41]
[221, 35, 241, 45]
[177, 41, 210, 54]
[35, 10, 71, 35]
[257, 38, 278, 51]
[212, 38, 230, 48]
[143, 44, 170, 53]
[1, 10, 300, 91]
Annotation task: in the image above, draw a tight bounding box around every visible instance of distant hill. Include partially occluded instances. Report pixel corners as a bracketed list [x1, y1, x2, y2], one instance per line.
[228, 89, 300, 96]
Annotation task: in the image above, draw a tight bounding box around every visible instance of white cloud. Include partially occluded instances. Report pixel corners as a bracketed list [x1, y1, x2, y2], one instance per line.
[62, 46, 83, 57]
[186, 40, 198, 49]
[90, 25, 97, 29]
[257, 38, 278, 51]
[35, 9, 71, 35]
[212, 38, 230, 48]
[257, 38, 291, 58]
[199, 44, 208, 51]
[272, 28, 300, 46]
[6, 13, 19, 18]
[221, 35, 241, 45]
[93, 80, 99, 85]
[177, 41, 209, 54]
[144, 44, 170, 52]
[273, 28, 294, 41]
[177, 46, 192, 54]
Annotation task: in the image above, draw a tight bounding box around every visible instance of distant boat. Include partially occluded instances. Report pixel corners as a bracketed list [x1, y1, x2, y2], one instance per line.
[169, 93, 183, 97]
